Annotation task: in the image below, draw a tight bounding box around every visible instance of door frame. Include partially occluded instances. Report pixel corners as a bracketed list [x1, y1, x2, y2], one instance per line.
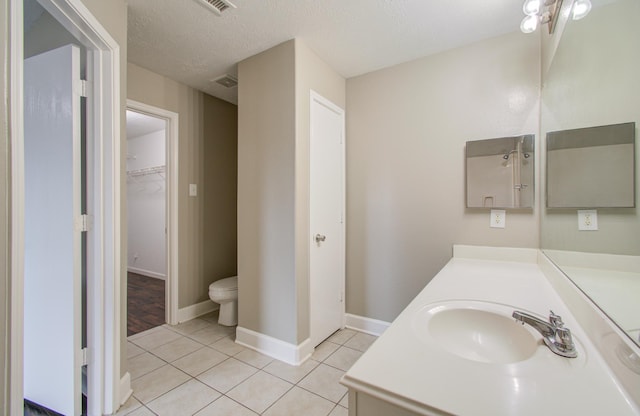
[126, 100, 180, 325]
[309, 90, 346, 346]
[9, 0, 121, 414]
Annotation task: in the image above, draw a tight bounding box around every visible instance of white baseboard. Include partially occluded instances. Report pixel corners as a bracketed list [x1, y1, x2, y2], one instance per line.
[119, 372, 133, 406]
[127, 266, 166, 280]
[345, 313, 391, 336]
[177, 299, 219, 323]
[236, 326, 313, 366]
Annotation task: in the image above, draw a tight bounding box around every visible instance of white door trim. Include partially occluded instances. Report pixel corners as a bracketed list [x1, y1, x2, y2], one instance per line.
[9, 2, 25, 414]
[309, 90, 346, 345]
[126, 99, 180, 325]
[10, 0, 121, 414]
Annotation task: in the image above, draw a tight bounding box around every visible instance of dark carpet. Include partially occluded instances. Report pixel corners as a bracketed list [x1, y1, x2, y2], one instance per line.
[127, 272, 165, 336]
[24, 400, 63, 416]
[24, 396, 86, 416]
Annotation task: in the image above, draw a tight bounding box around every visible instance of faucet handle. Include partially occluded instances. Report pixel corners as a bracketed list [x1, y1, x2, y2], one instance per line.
[555, 327, 576, 353]
[549, 310, 564, 327]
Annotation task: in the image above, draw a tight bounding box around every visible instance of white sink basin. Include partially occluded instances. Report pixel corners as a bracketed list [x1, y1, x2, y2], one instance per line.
[413, 301, 539, 364]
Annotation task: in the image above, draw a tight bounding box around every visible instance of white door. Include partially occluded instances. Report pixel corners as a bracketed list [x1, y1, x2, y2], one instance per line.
[24, 44, 83, 415]
[310, 91, 345, 347]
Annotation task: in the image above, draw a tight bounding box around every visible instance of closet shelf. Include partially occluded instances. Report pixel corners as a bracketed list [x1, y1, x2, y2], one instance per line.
[127, 165, 165, 177]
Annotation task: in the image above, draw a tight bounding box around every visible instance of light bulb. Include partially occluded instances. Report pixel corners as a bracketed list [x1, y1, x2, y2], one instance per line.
[520, 15, 539, 33]
[522, 0, 542, 16]
[572, 0, 592, 20]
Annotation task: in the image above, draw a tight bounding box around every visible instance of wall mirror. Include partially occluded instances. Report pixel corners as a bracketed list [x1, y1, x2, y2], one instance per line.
[546, 122, 635, 208]
[540, 0, 640, 347]
[466, 135, 534, 209]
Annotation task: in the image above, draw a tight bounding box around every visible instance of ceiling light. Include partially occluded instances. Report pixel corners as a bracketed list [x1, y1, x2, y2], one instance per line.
[520, 15, 539, 33]
[572, 0, 592, 20]
[520, 0, 563, 34]
[523, 0, 542, 16]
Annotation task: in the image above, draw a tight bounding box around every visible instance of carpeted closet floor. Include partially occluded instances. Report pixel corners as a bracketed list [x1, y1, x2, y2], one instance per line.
[128, 272, 165, 336]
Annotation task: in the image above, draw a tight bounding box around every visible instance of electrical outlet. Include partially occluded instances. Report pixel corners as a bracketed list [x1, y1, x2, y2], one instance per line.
[490, 209, 506, 228]
[578, 209, 598, 231]
[189, 183, 197, 197]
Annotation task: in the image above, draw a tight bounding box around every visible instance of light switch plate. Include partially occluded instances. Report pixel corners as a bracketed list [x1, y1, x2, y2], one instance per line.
[578, 209, 598, 231]
[490, 209, 506, 228]
[189, 183, 197, 197]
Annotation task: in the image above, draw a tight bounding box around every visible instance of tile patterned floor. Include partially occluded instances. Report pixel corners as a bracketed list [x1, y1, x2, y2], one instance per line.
[118, 311, 378, 416]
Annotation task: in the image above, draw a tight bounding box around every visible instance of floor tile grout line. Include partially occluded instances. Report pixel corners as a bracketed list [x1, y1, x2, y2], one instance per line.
[163, 321, 231, 338]
[143, 336, 222, 364]
[260, 359, 321, 386]
[249, 379, 295, 415]
[126, 327, 364, 415]
[131, 336, 364, 379]
[132, 336, 243, 384]
[129, 333, 239, 375]
[169, 384, 222, 416]
[292, 381, 346, 406]
[141, 357, 344, 413]
[132, 361, 213, 405]
[183, 332, 229, 345]
[129, 344, 231, 381]
[219, 394, 261, 415]
[330, 402, 344, 415]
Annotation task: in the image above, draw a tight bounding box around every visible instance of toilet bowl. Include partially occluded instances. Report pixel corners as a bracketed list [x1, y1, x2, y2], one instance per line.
[209, 276, 238, 326]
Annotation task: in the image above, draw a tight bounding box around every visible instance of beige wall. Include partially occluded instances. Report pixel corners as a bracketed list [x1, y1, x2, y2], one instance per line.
[540, 0, 640, 256]
[346, 32, 541, 322]
[238, 39, 346, 345]
[238, 40, 297, 344]
[203, 94, 238, 287]
[294, 40, 346, 343]
[1, 0, 9, 411]
[127, 63, 238, 308]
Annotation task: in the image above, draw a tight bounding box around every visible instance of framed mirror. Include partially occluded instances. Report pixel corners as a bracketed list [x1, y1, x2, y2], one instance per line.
[540, 0, 640, 347]
[466, 135, 534, 209]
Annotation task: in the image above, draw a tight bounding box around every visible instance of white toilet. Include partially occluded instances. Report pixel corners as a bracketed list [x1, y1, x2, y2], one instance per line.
[209, 276, 238, 326]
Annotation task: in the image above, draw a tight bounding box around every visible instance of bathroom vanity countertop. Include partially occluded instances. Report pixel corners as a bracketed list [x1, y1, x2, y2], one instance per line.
[341, 245, 639, 416]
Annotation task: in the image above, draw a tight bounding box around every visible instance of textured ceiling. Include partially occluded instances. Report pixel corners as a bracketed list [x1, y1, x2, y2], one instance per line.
[127, 0, 529, 105]
[126, 110, 166, 139]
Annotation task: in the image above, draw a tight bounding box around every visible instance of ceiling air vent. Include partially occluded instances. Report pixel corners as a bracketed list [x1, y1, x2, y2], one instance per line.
[212, 74, 238, 88]
[197, 0, 236, 16]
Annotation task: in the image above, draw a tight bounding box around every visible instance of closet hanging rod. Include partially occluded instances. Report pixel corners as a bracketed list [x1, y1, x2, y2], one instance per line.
[126, 165, 166, 177]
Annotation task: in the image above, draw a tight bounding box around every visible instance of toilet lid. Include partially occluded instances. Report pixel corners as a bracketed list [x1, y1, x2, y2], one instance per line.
[209, 276, 237, 292]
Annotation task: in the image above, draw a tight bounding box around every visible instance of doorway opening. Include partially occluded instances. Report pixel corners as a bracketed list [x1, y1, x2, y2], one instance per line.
[126, 100, 180, 329]
[126, 110, 167, 335]
[23, 3, 88, 415]
[309, 91, 346, 347]
[11, 0, 122, 414]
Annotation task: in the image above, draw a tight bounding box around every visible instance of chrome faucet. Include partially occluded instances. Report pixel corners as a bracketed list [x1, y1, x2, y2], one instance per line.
[512, 310, 577, 358]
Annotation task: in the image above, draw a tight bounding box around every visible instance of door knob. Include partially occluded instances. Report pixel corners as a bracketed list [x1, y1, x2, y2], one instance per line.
[315, 234, 326, 243]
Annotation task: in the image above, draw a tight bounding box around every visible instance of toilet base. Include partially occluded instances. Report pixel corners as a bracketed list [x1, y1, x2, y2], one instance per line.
[218, 301, 238, 326]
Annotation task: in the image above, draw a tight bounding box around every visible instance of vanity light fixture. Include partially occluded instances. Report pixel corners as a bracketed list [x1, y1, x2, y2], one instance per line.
[572, 0, 592, 20]
[520, 0, 563, 34]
